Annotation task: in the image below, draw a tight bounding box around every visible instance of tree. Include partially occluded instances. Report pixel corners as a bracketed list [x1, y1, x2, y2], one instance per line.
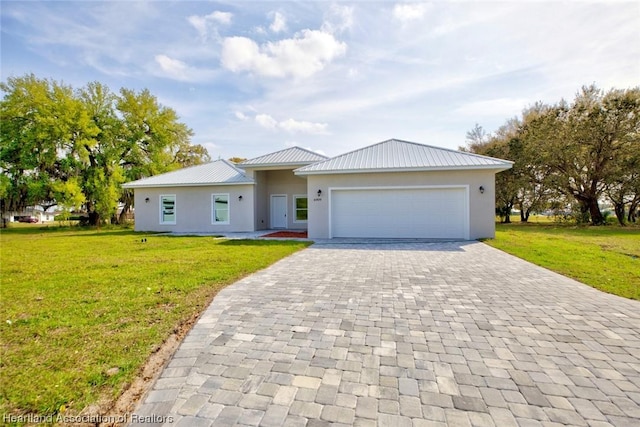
[605, 140, 640, 225]
[114, 88, 204, 224]
[464, 125, 514, 222]
[513, 104, 556, 222]
[75, 82, 123, 225]
[1, 74, 210, 225]
[527, 86, 640, 225]
[0, 74, 99, 218]
[463, 122, 546, 223]
[465, 86, 639, 226]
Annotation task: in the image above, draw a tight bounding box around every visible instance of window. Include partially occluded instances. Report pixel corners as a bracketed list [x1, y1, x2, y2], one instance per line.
[160, 195, 176, 224]
[294, 196, 308, 222]
[212, 194, 230, 224]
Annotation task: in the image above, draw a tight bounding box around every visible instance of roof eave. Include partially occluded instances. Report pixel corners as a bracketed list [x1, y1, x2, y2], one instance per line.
[240, 161, 319, 169]
[123, 181, 255, 189]
[295, 164, 513, 176]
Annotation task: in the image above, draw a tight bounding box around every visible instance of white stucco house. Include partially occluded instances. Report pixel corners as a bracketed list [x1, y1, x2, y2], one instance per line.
[123, 139, 513, 240]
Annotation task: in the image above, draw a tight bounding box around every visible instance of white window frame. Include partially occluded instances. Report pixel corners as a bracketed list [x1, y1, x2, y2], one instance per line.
[293, 195, 308, 223]
[212, 193, 230, 225]
[159, 194, 177, 225]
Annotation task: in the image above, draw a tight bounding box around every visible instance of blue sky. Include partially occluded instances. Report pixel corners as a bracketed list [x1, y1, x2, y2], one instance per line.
[2, 1, 639, 160]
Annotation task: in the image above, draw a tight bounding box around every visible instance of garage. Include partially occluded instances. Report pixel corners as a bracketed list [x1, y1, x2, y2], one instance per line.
[295, 139, 513, 240]
[330, 186, 468, 239]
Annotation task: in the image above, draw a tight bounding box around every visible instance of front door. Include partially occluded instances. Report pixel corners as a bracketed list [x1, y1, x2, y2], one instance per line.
[270, 195, 287, 228]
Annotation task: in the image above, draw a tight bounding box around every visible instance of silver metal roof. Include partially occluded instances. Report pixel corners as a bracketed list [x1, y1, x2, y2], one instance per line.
[122, 159, 254, 188]
[295, 139, 513, 175]
[241, 146, 328, 167]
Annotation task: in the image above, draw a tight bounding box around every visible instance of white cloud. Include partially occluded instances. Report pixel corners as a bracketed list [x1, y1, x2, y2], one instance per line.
[5, 1, 638, 160]
[235, 111, 249, 121]
[393, 3, 430, 23]
[321, 4, 354, 34]
[188, 11, 232, 40]
[269, 11, 287, 33]
[279, 118, 328, 134]
[221, 30, 347, 78]
[455, 97, 530, 118]
[255, 114, 328, 135]
[255, 114, 278, 129]
[155, 54, 188, 79]
[152, 54, 219, 82]
[210, 11, 233, 25]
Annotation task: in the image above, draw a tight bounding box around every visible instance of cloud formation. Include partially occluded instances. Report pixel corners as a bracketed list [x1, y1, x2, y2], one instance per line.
[455, 97, 530, 118]
[188, 11, 232, 40]
[221, 30, 347, 78]
[269, 11, 287, 33]
[154, 54, 188, 79]
[153, 54, 218, 82]
[3, 1, 637, 160]
[255, 114, 328, 134]
[321, 4, 354, 34]
[393, 3, 430, 22]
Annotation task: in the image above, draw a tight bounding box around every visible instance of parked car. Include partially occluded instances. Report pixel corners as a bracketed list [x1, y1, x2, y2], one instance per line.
[17, 216, 38, 223]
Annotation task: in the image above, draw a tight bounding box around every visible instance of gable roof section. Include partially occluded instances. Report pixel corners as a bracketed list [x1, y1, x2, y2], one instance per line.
[295, 139, 513, 175]
[241, 146, 328, 167]
[122, 159, 254, 188]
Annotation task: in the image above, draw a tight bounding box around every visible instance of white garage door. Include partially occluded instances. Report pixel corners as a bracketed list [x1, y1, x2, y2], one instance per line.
[331, 187, 468, 239]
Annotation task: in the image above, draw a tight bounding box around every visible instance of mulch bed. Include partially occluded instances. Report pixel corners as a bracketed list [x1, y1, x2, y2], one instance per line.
[261, 231, 308, 238]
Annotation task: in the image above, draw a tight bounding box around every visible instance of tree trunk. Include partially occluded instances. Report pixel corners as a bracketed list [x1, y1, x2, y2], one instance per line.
[118, 200, 131, 224]
[587, 197, 605, 225]
[628, 199, 639, 223]
[502, 203, 513, 223]
[613, 202, 626, 226]
[576, 201, 590, 224]
[88, 211, 100, 227]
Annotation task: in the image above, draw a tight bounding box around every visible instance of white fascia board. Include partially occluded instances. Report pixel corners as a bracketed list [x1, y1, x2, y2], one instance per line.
[240, 162, 314, 170]
[123, 181, 255, 189]
[294, 164, 513, 176]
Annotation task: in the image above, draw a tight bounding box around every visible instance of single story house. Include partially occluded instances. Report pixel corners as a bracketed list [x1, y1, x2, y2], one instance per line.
[123, 139, 513, 239]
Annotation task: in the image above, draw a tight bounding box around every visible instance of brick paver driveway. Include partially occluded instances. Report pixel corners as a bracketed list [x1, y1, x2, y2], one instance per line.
[132, 241, 640, 427]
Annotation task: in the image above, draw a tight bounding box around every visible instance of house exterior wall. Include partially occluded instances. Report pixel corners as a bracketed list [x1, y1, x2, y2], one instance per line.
[242, 168, 309, 231]
[264, 169, 308, 230]
[305, 169, 497, 239]
[245, 170, 269, 230]
[132, 185, 254, 233]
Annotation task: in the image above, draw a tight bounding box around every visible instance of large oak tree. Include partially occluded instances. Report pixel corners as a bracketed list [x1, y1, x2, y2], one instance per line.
[0, 74, 210, 225]
[466, 85, 639, 225]
[526, 86, 640, 224]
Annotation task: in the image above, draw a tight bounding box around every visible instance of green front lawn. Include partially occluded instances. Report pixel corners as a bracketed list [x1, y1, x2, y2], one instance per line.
[485, 223, 640, 300]
[0, 227, 310, 418]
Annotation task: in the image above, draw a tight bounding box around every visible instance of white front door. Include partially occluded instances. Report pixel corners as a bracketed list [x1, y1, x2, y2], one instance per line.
[270, 195, 287, 228]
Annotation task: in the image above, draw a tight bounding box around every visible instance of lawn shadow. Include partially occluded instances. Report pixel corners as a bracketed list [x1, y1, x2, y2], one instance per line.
[0, 226, 166, 238]
[497, 222, 640, 237]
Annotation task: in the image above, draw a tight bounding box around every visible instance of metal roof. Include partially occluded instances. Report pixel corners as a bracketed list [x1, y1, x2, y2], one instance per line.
[241, 146, 328, 167]
[122, 159, 254, 188]
[295, 139, 513, 175]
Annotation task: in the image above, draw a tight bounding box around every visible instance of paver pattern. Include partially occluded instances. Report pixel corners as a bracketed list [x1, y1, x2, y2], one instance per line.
[131, 241, 640, 426]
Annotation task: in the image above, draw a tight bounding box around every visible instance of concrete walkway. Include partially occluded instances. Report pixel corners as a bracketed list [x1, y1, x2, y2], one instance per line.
[131, 241, 640, 426]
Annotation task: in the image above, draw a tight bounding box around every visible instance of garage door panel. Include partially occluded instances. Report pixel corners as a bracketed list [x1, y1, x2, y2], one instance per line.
[331, 188, 467, 239]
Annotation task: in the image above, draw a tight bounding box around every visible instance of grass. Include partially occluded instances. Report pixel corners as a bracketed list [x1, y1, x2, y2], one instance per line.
[0, 226, 310, 418]
[484, 222, 640, 300]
